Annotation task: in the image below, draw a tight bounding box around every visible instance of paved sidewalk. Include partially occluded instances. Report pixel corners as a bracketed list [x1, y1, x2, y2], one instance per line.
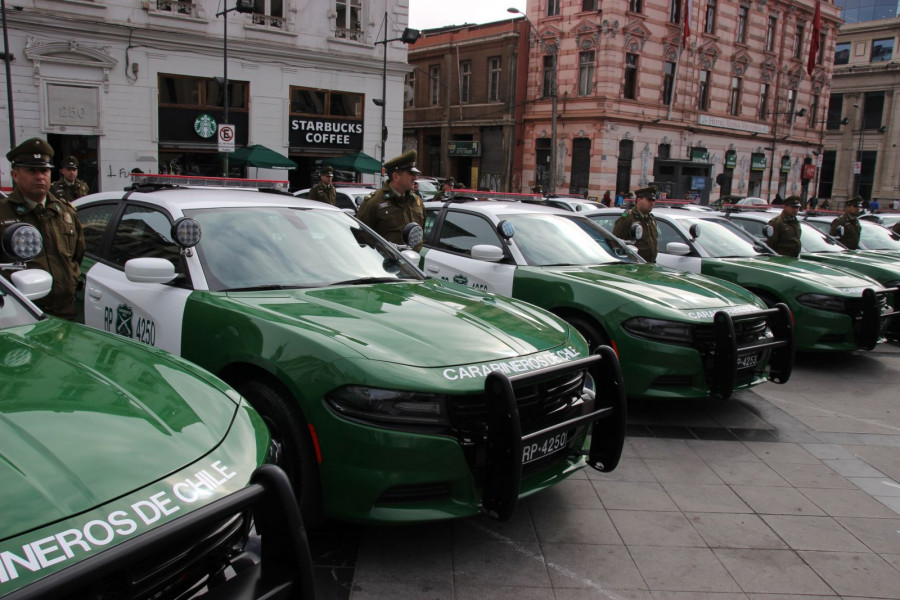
[344, 344, 900, 599]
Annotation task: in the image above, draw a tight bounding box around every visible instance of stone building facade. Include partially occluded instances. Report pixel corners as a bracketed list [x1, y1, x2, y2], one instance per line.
[1, 0, 413, 192]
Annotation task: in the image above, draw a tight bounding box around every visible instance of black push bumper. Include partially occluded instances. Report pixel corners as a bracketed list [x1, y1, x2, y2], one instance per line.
[480, 346, 626, 521]
[710, 303, 794, 399]
[8, 465, 316, 600]
[856, 287, 899, 350]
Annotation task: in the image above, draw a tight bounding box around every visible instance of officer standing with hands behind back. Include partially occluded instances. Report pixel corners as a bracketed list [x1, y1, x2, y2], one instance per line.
[1, 138, 85, 320]
[308, 165, 336, 205]
[613, 185, 659, 262]
[50, 155, 90, 202]
[765, 195, 803, 258]
[356, 150, 425, 249]
[830, 196, 862, 249]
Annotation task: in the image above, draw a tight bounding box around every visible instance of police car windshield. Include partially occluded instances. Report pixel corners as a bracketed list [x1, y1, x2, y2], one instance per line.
[687, 217, 770, 258]
[504, 214, 639, 266]
[0, 279, 40, 329]
[860, 221, 900, 250]
[799, 223, 845, 253]
[185, 207, 423, 292]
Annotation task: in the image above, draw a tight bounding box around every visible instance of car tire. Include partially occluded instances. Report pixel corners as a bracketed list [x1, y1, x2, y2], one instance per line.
[750, 290, 780, 308]
[567, 316, 610, 352]
[235, 380, 324, 527]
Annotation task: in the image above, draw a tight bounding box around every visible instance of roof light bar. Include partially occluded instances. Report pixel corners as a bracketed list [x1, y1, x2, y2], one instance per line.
[131, 173, 289, 190]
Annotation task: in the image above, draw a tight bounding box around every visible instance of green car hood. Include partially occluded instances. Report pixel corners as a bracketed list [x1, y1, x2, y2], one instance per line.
[226, 279, 569, 366]
[705, 255, 883, 292]
[533, 263, 762, 311]
[802, 252, 900, 282]
[0, 320, 240, 541]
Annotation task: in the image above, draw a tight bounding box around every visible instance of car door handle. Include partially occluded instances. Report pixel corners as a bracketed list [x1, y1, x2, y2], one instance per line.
[425, 265, 440, 273]
[88, 287, 102, 300]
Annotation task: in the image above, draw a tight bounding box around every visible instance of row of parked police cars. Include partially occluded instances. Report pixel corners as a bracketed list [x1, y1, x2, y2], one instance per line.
[3, 176, 898, 600]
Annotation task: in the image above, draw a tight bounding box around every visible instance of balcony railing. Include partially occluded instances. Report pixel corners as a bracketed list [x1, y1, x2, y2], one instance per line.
[252, 13, 286, 29]
[156, 0, 198, 17]
[335, 26, 365, 42]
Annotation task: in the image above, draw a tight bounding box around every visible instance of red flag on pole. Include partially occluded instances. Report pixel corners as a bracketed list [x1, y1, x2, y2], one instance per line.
[682, 0, 693, 49]
[807, 0, 822, 76]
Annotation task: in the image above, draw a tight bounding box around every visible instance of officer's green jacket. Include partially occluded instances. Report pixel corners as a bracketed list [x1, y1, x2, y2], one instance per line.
[308, 182, 336, 206]
[50, 178, 90, 203]
[766, 213, 801, 258]
[830, 213, 861, 249]
[356, 183, 425, 249]
[0, 189, 85, 320]
[612, 208, 658, 262]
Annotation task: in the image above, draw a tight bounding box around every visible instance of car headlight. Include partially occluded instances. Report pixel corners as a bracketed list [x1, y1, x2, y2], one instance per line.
[797, 293, 848, 313]
[326, 386, 450, 427]
[622, 317, 693, 344]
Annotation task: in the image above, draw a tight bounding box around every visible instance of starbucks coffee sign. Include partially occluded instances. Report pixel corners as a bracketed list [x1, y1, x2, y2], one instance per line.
[194, 114, 217, 139]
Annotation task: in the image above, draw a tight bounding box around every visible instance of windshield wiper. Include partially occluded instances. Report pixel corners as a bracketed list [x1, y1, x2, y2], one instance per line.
[328, 276, 405, 286]
[224, 284, 308, 292]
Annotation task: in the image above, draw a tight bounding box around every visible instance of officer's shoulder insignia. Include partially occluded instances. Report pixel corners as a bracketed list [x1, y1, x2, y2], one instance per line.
[378, 201, 390, 209]
[621, 211, 628, 217]
[64, 213, 73, 224]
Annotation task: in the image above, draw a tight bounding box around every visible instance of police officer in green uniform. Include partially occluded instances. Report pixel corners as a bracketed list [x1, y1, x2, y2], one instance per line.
[50, 156, 90, 202]
[356, 150, 424, 249]
[829, 195, 862, 249]
[1, 138, 85, 320]
[431, 179, 454, 202]
[765, 195, 802, 258]
[612, 185, 659, 262]
[308, 165, 336, 205]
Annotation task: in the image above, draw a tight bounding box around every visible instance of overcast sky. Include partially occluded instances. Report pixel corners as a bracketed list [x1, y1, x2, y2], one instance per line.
[408, 0, 528, 31]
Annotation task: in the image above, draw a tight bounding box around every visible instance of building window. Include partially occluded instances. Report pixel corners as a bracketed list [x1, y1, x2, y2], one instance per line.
[658, 143, 671, 159]
[826, 93, 843, 130]
[335, 0, 362, 41]
[578, 51, 595, 96]
[704, 0, 716, 34]
[155, 0, 197, 17]
[765, 15, 777, 52]
[629, 0, 642, 13]
[729, 77, 742, 116]
[624, 53, 638, 100]
[793, 22, 805, 59]
[834, 41, 850, 64]
[698, 69, 710, 110]
[872, 38, 894, 62]
[548, 0, 560, 17]
[808, 94, 820, 128]
[670, 0, 682, 24]
[582, 0, 598, 10]
[759, 83, 770, 120]
[542, 55, 555, 98]
[817, 31, 826, 65]
[250, 0, 284, 29]
[570, 138, 591, 196]
[160, 74, 249, 110]
[460, 61, 471, 103]
[736, 6, 748, 43]
[786, 89, 799, 124]
[863, 91, 885, 129]
[404, 72, 415, 108]
[663, 60, 675, 104]
[488, 57, 501, 102]
[429, 65, 440, 106]
[289, 87, 362, 117]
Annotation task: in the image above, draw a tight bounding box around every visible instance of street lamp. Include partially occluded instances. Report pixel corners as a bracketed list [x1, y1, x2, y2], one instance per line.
[374, 13, 419, 170]
[216, 0, 255, 177]
[766, 105, 807, 200]
[508, 7, 558, 194]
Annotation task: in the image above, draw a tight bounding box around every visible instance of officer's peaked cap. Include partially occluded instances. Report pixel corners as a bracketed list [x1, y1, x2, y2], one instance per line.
[7, 137, 54, 168]
[385, 150, 421, 174]
[785, 195, 803, 207]
[61, 156, 79, 169]
[321, 165, 334, 175]
[635, 185, 659, 199]
[846, 195, 863, 206]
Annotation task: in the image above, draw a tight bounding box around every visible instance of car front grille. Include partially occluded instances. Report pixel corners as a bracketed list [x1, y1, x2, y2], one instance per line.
[693, 317, 769, 350]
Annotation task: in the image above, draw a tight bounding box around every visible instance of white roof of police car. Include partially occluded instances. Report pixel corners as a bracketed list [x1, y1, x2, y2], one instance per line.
[424, 199, 577, 220]
[76, 187, 342, 215]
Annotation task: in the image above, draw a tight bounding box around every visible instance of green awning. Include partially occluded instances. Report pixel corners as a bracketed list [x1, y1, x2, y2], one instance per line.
[324, 151, 382, 174]
[228, 145, 297, 170]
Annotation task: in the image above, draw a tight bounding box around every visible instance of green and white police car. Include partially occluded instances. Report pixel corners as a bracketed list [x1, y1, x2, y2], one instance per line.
[419, 199, 793, 400]
[804, 214, 900, 258]
[0, 225, 313, 599]
[589, 208, 896, 352]
[72, 176, 625, 525]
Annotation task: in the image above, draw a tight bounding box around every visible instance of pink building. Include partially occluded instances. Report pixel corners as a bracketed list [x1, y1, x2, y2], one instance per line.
[513, 0, 841, 202]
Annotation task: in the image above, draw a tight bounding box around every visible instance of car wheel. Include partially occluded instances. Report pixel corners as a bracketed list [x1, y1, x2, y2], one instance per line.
[235, 380, 323, 527]
[567, 316, 610, 353]
[750, 290, 780, 308]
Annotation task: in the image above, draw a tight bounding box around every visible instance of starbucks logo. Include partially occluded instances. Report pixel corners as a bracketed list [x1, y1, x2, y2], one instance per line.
[194, 113, 217, 139]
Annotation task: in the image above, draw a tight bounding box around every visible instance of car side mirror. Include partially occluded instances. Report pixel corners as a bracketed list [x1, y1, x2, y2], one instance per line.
[630, 223, 643, 241]
[763, 225, 774, 238]
[11, 268, 52, 300]
[124, 257, 178, 284]
[666, 242, 691, 256]
[402, 222, 424, 248]
[471, 244, 505, 262]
